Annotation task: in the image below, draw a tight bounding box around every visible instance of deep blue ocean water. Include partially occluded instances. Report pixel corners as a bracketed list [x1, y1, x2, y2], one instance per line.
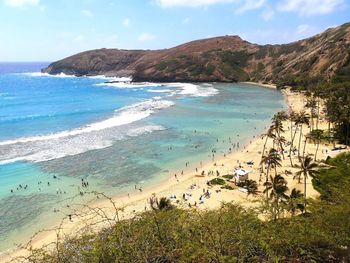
[0, 62, 285, 251]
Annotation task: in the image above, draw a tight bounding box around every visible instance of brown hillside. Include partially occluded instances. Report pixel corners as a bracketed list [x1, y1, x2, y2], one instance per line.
[43, 22, 350, 85]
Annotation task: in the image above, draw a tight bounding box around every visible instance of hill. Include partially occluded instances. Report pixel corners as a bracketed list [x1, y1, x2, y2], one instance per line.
[43, 22, 350, 85]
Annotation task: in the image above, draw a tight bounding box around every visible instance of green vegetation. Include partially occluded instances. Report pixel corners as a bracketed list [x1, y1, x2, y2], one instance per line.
[25, 153, 350, 262]
[209, 177, 226, 185]
[154, 59, 182, 72]
[222, 174, 233, 180]
[219, 50, 250, 67]
[204, 64, 215, 76]
[220, 184, 234, 190]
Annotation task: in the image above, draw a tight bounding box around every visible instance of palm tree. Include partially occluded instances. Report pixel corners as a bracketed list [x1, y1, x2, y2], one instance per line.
[305, 97, 317, 131]
[261, 126, 276, 166]
[149, 196, 173, 211]
[294, 155, 319, 213]
[297, 111, 310, 158]
[260, 148, 282, 198]
[311, 129, 323, 161]
[263, 174, 289, 220]
[245, 180, 259, 196]
[274, 135, 287, 160]
[271, 111, 287, 157]
[289, 112, 300, 167]
[286, 188, 304, 216]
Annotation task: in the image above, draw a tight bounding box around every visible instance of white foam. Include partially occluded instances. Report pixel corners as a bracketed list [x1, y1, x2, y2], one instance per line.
[0, 98, 174, 147]
[23, 72, 77, 78]
[96, 82, 164, 89]
[167, 83, 219, 97]
[22, 72, 131, 82]
[88, 76, 132, 82]
[0, 97, 172, 164]
[98, 82, 219, 97]
[0, 125, 165, 165]
[147, 89, 172, 93]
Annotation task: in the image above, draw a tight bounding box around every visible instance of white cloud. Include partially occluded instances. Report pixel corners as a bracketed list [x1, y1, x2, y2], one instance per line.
[156, 0, 235, 8]
[4, 0, 39, 8]
[261, 9, 274, 20]
[295, 24, 321, 38]
[235, 0, 266, 14]
[137, 32, 156, 42]
[278, 0, 344, 16]
[122, 18, 130, 27]
[296, 24, 310, 34]
[81, 9, 94, 17]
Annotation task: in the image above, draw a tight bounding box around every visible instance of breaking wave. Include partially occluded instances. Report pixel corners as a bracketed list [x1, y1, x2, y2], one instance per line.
[0, 98, 174, 164]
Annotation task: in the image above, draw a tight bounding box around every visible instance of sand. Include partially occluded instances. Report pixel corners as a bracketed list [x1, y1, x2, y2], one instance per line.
[1, 86, 348, 263]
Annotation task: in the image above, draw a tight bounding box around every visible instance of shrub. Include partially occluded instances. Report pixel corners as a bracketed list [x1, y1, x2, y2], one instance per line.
[221, 185, 234, 190]
[222, 174, 234, 180]
[209, 178, 226, 185]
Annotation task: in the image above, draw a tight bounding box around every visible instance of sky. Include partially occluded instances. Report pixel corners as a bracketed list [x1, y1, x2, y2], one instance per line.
[0, 0, 349, 61]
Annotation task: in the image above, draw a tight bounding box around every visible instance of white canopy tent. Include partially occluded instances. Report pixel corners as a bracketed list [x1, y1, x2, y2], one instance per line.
[234, 168, 249, 183]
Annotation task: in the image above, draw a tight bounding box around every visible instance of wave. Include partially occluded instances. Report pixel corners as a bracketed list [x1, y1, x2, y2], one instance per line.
[0, 98, 174, 146]
[98, 82, 219, 97]
[87, 76, 132, 82]
[96, 82, 164, 89]
[23, 72, 77, 78]
[147, 89, 172, 93]
[167, 83, 219, 97]
[22, 72, 131, 82]
[0, 124, 165, 165]
[0, 98, 173, 164]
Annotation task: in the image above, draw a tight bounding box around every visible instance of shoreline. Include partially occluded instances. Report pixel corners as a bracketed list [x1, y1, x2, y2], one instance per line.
[1, 83, 344, 263]
[241, 81, 277, 90]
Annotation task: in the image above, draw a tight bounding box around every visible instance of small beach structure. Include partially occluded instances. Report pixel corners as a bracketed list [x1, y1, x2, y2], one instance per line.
[234, 168, 249, 183]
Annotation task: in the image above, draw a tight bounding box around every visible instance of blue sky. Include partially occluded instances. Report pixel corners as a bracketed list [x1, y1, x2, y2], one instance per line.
[0, 0, 349, 61]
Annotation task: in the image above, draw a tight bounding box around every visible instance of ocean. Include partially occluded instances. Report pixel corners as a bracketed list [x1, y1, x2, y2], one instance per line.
[0, 62, 285, 251]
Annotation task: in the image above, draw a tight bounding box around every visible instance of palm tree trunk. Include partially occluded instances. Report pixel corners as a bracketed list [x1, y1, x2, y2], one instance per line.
[279, 141, 285, 160]
[303, 137, 307, 159]
[304, 174, 307, 214]
[316, 99, 320, 130]
[298, 125, 303, 158]
[315, 140, 319, 161]
[261, 135, 270, 174]
[265, 164, 270, 199]
[310, 113, 313, 132]
[289, 126, 298, 167]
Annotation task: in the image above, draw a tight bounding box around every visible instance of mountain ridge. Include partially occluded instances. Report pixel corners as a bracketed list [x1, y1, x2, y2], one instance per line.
[43, 22, 350, 86]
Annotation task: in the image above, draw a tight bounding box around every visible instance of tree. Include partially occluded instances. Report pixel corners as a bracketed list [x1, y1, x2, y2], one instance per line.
[286, 188, 304, 216]
[260, 148, 282, 199]
[294, 155, 319, 213]
[289, 111, 299, 167]
[274, 135, 287, 160]
[310, 129, 323, 161]
[263, 174, 289, 220]
[245, 180, 259, 196]
[149, 196, 174, 211]
[305, 96, 317, 131]
[261, 126, 276, 170]
[297, 111, 310, 158]
[271, 111, 287, 159]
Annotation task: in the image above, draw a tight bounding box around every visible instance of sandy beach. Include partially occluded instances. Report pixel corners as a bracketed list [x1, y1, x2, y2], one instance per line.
[1, 86, 348, 263]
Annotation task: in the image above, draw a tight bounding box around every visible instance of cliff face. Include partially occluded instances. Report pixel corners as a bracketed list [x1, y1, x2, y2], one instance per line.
[42, 22, 350, 84]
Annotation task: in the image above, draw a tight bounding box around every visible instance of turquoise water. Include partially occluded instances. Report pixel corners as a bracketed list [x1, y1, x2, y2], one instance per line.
[0, 64, 285, 251]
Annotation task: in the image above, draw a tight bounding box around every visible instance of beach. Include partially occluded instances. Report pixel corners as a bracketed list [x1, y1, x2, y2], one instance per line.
[1, 85, 347, 263]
